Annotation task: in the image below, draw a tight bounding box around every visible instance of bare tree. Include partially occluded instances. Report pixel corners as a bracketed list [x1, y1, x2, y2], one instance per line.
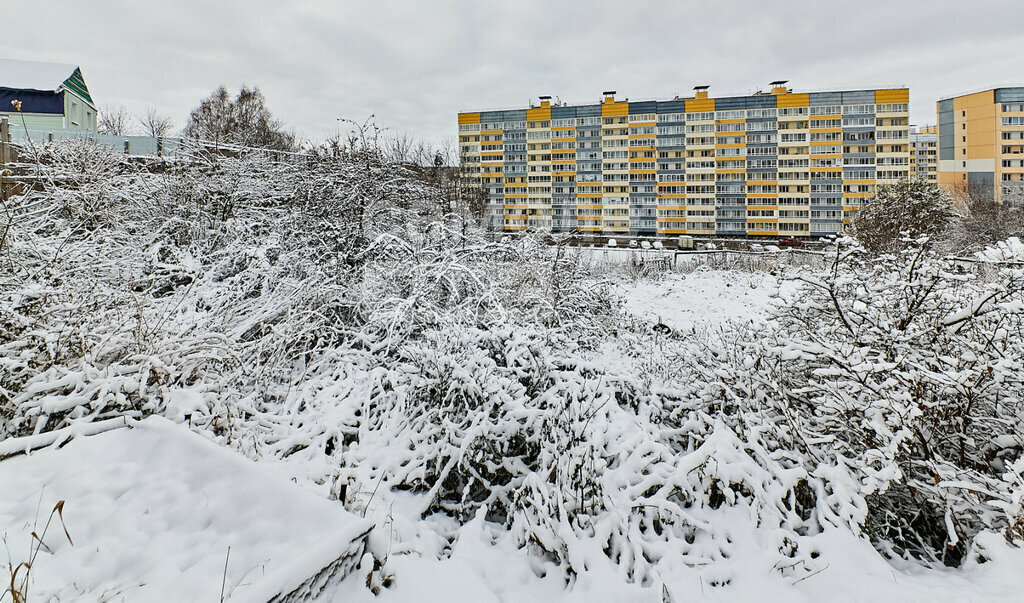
[385, 131, 416, 164]
[183, 86, 296, 151]
[943, 184, 1024, 252]
[98, 105, 132, 135]
[138, 107, 174, 138]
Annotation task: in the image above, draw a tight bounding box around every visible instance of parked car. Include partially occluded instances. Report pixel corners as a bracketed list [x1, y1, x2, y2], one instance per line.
[628, 240, 639, 248]
[778, 237, 805, 247]
[749, 243, 765, 253]
[652, 241, 664, 250]
[606, 238, 617, 247]
[764, 245, 781, 254]
[640, 240, 652, 249]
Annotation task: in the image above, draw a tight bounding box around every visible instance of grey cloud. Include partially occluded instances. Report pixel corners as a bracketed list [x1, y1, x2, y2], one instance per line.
[3, 0, 1022, 146]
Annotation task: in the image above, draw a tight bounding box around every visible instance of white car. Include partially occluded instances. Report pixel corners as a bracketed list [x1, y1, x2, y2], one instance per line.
[640, 240, 652, 249]
[749, 243, 765, 253]
[764, 245, 781, 254]
[606, 238, 618, 247]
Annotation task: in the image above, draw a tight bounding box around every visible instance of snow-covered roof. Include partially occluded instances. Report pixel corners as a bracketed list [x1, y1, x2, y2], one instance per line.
[0, 57, 79, 92]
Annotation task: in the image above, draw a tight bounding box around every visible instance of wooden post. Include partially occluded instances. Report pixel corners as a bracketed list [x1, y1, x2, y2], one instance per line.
[0, 117, 9, 201]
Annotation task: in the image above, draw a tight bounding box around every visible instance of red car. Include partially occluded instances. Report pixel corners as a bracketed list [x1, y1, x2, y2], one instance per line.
[778, 238, 805, 247]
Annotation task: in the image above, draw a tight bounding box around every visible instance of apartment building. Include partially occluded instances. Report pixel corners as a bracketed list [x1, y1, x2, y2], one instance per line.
[910, 126, 938, 183]
[458, 82, 911, 237]
[938, 87, 1024, 204]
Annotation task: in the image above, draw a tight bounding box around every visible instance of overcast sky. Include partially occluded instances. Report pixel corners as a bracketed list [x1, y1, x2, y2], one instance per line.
[4, 1, 1022, 147]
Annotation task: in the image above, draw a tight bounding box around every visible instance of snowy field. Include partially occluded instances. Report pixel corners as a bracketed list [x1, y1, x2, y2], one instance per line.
[618, 269, 802, 331]
[4, 270, 1022, 602]
[327, 270, 1024, 603]
[2, 146, 1022, 602]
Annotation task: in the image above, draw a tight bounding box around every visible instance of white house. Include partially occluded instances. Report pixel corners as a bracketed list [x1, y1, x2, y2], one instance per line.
[0, 58, 97, 134]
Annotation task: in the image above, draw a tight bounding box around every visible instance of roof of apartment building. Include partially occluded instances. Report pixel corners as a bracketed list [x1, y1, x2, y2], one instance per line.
[460, 85, 909, 121]
[938, 86, 1024, 103]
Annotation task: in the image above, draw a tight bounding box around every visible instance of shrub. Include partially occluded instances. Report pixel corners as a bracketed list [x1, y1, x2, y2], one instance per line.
[853, 180, 955, 254]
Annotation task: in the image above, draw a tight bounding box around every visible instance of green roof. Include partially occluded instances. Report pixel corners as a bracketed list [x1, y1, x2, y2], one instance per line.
[63, 67, 93, 106]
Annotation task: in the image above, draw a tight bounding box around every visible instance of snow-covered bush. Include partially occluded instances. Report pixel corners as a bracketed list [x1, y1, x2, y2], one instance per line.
[600, 236, 1024, 569]
[3, 137, 1022, 597]
[0, 139, 438, 437]
[853, 180, 955, 254]
[761, 239, 1023, 565]
[0, 138, 619, 443]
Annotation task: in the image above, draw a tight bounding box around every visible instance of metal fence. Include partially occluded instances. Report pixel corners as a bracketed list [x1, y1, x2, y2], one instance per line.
[0, 117, 316, 166]
[2, 123, 183, 157]
[0, 116, 314, 200]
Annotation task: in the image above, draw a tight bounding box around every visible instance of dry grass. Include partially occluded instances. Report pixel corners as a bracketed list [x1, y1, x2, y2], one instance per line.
[2, 500, 73, 603]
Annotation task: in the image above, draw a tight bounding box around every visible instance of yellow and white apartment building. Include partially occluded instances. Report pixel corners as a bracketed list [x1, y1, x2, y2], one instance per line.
[938, 88, 1024, 204]
[910, 126, 938, 183]
[459, 83, 911, 237]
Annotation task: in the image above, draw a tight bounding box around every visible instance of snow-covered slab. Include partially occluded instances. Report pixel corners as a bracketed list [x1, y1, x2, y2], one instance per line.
[0, 417, 371, 602]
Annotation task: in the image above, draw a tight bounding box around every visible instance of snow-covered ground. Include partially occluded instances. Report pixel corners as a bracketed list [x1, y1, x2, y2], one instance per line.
[4, 137, 1023, 603]
[617, 269, 802, 331]
[323, 270, 1024, 603]
[0, 417, 370, 602]
[6, 395, 1022, 602]
[330, 518, 1024, 603]
[3, 263, 1023, 602]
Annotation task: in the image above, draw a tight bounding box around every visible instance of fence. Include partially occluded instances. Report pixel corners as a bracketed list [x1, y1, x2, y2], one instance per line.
[0, 116, 314, 201]
[0, 119, 182, 158]
[0, 117, 310, 162]
[0, 117, 11, 200]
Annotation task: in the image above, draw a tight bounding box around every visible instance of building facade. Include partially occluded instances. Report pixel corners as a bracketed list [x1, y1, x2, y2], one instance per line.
[937, 87, 1024, 204]
[0, 58, 97, 134]
[459, 83, 911, 237]
[910, 126, 938, 183]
